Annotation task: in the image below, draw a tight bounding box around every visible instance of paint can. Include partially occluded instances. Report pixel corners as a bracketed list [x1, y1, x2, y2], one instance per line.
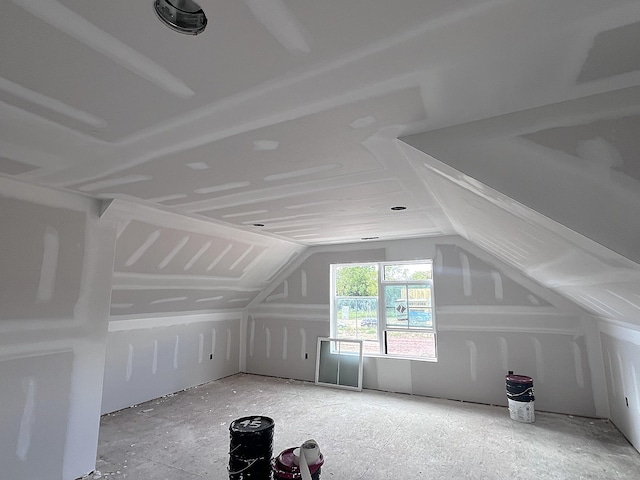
[228, 416, 275, 479]
[272, 440, 324, 480]
[506, 371, 535, 423]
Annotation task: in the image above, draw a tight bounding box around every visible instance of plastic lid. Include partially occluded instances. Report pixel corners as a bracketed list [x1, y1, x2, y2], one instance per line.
[506, 374, 533, 383]
[229, 416, 274, 433]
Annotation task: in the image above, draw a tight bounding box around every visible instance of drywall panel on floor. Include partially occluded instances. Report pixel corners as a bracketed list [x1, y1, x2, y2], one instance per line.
[101, 315, 241, 414]
[600, 324, 640, 452]
[0, 177, 117, 480]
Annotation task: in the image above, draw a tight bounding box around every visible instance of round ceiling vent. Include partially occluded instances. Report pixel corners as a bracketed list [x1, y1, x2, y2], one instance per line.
[154, 0, 207, 35]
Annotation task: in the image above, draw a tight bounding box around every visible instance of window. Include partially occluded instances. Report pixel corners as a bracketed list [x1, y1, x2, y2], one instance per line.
[330, 261, 436, 360]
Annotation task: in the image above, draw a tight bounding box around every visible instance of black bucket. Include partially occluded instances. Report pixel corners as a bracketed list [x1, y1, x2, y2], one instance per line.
[506, 372, 534, 402]
[228, 416, 275, 480]
[506, 371, 535, 423]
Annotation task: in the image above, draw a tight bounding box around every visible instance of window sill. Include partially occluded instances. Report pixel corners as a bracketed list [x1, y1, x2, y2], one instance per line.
[362, 353, 438, 363]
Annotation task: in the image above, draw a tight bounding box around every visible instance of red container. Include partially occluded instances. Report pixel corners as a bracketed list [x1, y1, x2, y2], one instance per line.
[271, 447, 324, 480]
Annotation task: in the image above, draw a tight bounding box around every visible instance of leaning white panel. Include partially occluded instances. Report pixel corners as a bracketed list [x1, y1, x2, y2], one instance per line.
[315, 337, 363, 392]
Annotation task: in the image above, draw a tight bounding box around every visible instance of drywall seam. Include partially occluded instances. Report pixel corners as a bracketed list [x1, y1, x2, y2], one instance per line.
[0, 316, 78, 333]
[249, 318, 255, 358]
[0, 176, 93, 211]
[0, 344, 73, 362]
[152, 340, 158, 375]
[158, 236, 190, 269]
[572, 341, 585, 388]
[124, 230, 160, 267]
[607, 350, 617, 399]
[111, 273, 265, 289]
[187, 240, 217, 269]
[0, 75, 106, 128]
[99, 199, 289, 247]
[459, 252, 472, 296]
[173, 336, 179, 370]
[466, 340, 477, 381]
[110, 308, 244, 322]
[250, 303, 330, 314]
[491, 270, 504, 301]
[282, 326, 288, 360]
[16, 377, 36, 462]
[301, 269, 308, 297]
[436, 305, 568, 315]
[108, 312, 241, 331]
[239, 312, 248, 371]
[498, 336, 508, 371]
[11, 0, 194, 98]
[230, 245, 254, 271]
[300, 328, 307, 360]
[248, 312, 330, 322]
[439, 325, 577, 335]
[207, 244, 233, 271]
[36, 226, 59, 303]
[265, 327, 271, 358]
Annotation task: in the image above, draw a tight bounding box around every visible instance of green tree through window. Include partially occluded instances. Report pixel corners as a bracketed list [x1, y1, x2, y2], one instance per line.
[335, 265, 378, 296]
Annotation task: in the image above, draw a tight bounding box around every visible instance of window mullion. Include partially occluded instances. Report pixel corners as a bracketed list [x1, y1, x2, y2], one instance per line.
[377, 262, 384, 355]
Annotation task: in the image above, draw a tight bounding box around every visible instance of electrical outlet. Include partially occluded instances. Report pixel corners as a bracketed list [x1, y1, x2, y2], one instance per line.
[626, 397, 629, 407]
[305, 353, 308, 359]
[210, 354, 213, 360]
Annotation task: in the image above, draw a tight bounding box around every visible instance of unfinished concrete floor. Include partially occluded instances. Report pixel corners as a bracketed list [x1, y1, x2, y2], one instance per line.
[95, 373, 640, 479]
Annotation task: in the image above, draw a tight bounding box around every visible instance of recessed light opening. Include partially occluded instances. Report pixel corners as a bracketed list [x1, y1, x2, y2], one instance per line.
[154, 0, 207, 35]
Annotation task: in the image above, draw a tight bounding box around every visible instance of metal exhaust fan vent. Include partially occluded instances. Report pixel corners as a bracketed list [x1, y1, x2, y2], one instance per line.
[154, 0, 207, 35]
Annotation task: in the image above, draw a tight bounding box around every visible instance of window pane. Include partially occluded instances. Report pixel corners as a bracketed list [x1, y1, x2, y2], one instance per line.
[335, 296, 380, 352]
[384, 285, 407, 327]
[385, 284, 433, 329]
[383, 263, 432, 281]
[336, 264, 378, 296]
[385, 331, 436, 358]
[407, 285, 432, 328]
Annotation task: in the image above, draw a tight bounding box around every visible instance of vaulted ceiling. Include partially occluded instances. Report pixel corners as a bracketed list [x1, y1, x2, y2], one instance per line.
[2, 0, 640, 322]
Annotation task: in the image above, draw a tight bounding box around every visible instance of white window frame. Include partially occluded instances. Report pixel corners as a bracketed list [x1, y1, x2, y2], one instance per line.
[330, 260, 437, 361]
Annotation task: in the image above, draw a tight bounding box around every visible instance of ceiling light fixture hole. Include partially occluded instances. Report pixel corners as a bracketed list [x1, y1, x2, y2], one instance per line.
[154, 0, 207, 35]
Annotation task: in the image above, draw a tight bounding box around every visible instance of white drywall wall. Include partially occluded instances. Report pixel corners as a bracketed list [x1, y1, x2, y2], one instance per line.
[246, 236, 599, 416]
[102, 313, 242, 414]
[0, 177, 116, 480]
[600, 322, 640, 451]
